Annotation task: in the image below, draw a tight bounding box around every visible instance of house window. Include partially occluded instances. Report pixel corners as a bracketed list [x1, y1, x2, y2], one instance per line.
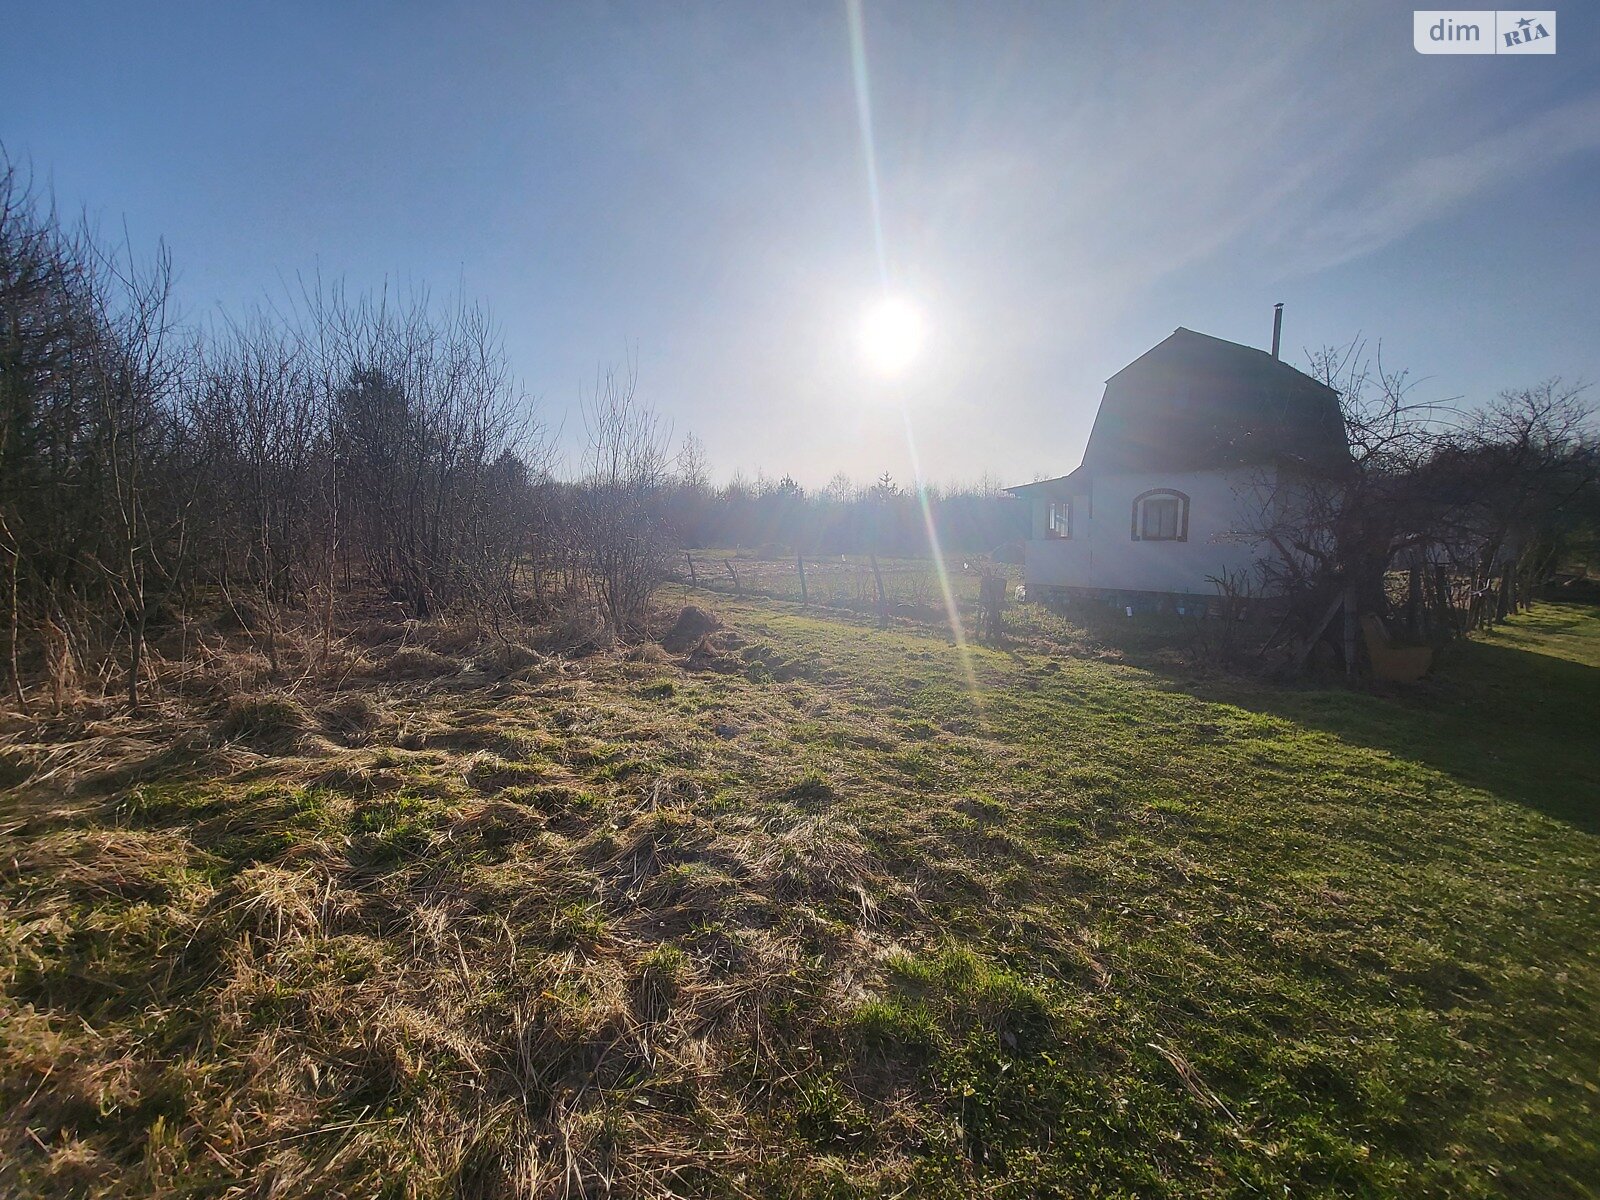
[1046, 500, 1071, 539]
[1131, 489, 1189, 541]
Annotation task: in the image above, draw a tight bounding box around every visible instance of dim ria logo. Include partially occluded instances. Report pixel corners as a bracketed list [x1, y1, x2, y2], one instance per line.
[1414, 10, 1555, 53]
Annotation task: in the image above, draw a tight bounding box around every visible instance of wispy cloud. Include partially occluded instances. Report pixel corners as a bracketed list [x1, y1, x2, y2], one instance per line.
[1279, 91, 1600, 273]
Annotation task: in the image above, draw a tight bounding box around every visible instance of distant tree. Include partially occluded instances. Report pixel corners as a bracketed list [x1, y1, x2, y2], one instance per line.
[824, 472, 855, 504]
[577, 363, 675, 636]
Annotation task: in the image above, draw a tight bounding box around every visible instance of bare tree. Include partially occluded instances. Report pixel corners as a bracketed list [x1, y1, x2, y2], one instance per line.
[321, 287, 537, 618]
[577, 363, 675, 636]
[1247, 337, 1594, 670]
[1, 154, 553, 709]
[0, 153, 192, 707]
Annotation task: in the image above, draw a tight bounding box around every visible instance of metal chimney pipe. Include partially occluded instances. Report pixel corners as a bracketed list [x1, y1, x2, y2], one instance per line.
[1271, 302, 1284, 359]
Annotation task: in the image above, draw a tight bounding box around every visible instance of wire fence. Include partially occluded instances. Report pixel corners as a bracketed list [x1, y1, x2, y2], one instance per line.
[672, 550, 1020, 616]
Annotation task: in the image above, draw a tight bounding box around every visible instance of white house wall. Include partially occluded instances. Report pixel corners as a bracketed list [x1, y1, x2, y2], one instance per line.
[1026, 467, 1276, 595]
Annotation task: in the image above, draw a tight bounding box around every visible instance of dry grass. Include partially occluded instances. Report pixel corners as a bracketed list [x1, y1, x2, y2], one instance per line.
[316, 692, 387, 746]
[0, 607, 912, 1196]
[378, 646, 460, 681]
[535, 600, 615, 657]
[216, 693, 313, 754]
[1, 596, 1597, 1198]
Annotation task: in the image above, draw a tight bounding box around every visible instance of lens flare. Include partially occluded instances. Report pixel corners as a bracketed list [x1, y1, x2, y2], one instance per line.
[847, 0, 984, 719]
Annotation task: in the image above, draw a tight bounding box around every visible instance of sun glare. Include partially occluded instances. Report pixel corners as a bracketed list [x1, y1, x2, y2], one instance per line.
[859, 295, 925, 377]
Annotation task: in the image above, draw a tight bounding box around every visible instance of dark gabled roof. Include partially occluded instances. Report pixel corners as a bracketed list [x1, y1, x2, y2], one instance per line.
[1008, 327, 1350, 493]
[1084, 328, 1347, 473]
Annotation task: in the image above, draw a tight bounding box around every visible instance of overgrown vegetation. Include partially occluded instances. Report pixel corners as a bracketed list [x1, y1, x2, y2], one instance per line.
[1253, 340, 1599, 661]
[0, 154, 688, 709]
[4, 144, 1598, 1199]
[0, 152, 1033, 712]
[2, 593, 1595, 1197]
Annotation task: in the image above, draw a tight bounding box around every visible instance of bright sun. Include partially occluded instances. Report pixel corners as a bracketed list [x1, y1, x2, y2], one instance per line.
[859, 295, 925, 378]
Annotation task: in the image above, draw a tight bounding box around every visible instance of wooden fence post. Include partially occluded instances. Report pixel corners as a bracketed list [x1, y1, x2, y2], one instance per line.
[683, 552, 697, 589]
[1405, 565, 1422, 640]
[1433, 564, 1455, 636]
[796, 551, 808, 607]
[1342, 584, 1358, 677]
[869, 553, 888, 628]
[724, 559, 741, 596]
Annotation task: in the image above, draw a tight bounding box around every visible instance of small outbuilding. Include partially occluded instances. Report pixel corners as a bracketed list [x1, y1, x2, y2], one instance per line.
[1007, 324, 1349, 604]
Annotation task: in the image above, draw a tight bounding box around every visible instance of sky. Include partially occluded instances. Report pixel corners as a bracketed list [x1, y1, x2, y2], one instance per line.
[3, 1, 1597, 488]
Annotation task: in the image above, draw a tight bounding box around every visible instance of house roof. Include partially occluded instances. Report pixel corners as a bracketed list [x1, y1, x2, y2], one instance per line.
[1007, 327, 1349, 494]
[1004, 466, 1089, 498]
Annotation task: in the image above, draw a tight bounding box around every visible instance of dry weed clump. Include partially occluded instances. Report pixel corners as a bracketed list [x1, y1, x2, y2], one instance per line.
[211, 593, 271, 634]
[316, 691, 386, 745]
[681, 629, 746, 672]
[11, 828, 210, 906]
[476, 639, 541, 677]
[409, 615, 488, 656]
[536, 599, 615, 657]
[762, 814, 891, 911]
[462, 752, 548, 793]
[214, 862, 334, 942]
[379, 645, 461, 681]
[659, 604, 720, 653]
[200, 643, 278, 693]
[216, 693, 312, 754]
[622, 641, 670, 665]
[448, 798, 545, 854]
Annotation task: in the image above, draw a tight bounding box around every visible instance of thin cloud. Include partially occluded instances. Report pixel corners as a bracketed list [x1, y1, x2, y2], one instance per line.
[1280, 92, 1600, 273]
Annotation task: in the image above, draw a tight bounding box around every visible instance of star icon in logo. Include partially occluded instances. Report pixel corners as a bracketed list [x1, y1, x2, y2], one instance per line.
[1517, 16, 1533, 29]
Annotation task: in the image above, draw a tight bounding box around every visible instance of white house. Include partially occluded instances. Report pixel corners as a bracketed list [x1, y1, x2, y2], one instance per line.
[1006, 325, 1349, 604]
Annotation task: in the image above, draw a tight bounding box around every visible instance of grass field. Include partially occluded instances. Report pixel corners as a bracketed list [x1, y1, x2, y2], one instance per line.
[676, 550, 1018, 612]
[2, 596, 1596, 1197]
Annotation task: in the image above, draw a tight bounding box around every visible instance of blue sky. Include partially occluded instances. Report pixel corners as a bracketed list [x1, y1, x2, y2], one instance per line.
[4, 2, 1596, 487]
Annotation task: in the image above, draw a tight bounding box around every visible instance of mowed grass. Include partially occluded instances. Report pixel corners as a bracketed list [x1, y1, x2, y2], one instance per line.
[1, 598, 1596, 1198]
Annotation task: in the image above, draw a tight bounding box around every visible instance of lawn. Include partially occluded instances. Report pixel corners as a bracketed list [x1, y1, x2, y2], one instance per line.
[1, 597, 1596, 1198]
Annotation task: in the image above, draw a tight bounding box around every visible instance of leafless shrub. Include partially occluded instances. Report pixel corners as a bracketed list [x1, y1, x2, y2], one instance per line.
[1182, 568, 1254, 672]
[1, 148, 560, 712]
[1248, 338, 1596, 671]
[0, 153, 192, 710]
[575, 363, 676, 637]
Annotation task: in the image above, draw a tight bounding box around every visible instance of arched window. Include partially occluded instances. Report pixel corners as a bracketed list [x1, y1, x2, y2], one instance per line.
[1131, 488, 1189, 542]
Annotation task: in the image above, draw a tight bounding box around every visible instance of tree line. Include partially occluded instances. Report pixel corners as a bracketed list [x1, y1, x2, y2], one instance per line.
[664, 461, 1026, 559]
[0, 158, 695, 707]
[4, 151, 1594, 706]
[0, 157, 1028, 710]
